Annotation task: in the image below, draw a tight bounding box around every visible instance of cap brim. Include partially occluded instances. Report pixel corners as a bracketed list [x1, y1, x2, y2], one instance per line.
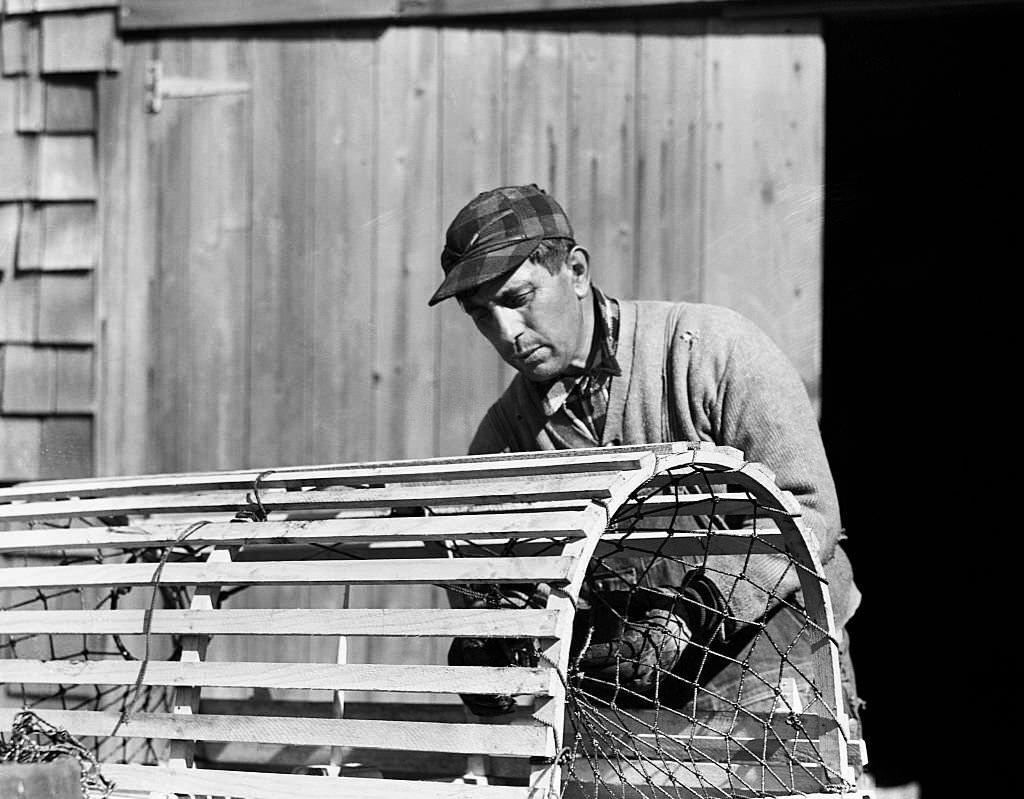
[428, 239, 540, 306]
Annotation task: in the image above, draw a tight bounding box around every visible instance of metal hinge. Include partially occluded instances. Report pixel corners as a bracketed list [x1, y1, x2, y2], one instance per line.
[145, 60, 250, 114]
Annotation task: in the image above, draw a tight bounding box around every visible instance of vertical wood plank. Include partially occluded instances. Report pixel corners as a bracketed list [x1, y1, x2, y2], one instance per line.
[309, 31, 376, 465]
[373, 26, 441, 462]
[248, 36, 314, 468]
[634, 20, 705, 303]
[180, 37, 250, 471]
[96, 40, 157, 475]
[703, 19, 824, 406]
[567, 22, 637, 302]
[0, 416, 42, 480]
[437, 26, 507, 456]
[16, 73, 44, 132]
[150, 36, 191, 472]
[504, 27, 570, 200]
[36, 272, 94, 342]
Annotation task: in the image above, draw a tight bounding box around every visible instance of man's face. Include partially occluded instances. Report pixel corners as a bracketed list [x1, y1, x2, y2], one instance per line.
[460, 254, 591, 382]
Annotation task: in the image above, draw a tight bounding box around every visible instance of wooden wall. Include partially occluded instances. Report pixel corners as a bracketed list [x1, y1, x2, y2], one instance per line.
[0, 0, 120, 484]
[97, 17, 824, 479]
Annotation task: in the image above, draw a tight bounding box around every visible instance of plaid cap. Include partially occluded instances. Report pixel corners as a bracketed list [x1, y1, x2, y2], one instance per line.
[429, 184, 574, 306]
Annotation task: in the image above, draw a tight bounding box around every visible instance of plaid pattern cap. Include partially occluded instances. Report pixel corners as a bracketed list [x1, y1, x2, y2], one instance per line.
[429, 185, 574, 306]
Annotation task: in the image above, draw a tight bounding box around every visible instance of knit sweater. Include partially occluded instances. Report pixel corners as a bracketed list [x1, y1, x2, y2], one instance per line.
[469, 299, 859, 630]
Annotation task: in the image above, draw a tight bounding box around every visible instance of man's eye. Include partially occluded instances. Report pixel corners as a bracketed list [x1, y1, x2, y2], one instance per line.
[507, 291, 534, 308]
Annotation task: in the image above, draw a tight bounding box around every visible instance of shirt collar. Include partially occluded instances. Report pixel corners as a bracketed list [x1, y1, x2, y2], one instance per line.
[538, 286, 621, 417]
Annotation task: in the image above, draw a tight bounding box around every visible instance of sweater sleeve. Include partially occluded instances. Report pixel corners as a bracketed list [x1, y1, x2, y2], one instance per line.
[671, 306, 843, 621]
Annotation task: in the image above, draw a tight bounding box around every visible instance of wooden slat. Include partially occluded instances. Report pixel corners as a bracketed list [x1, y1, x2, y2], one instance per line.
[612, 734, 863, 767]
[5, 0, 119, 12]
[0, 659, 554, 695]
[0, 508, 596, 552]
[594, 527, 785, 558]
[614, 492, 793, 519]
[54, 347, 93, 412]
[0, 607, 561, 637]
[1, 16, 38, 77]
[0, 555, 576, 588]
[121, 0, 399, 30]
[100, 762, 529, 799]
[16, 73, 44, 132]
[0, 473, 616, 521]
[0, 509, 594, 552]
[0, 451, 643, 502]
[0, 133, 36, 199]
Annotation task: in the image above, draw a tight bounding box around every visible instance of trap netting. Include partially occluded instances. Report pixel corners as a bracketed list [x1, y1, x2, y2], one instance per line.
[447, 456, 856, 798]
[0, 526, 216, 767]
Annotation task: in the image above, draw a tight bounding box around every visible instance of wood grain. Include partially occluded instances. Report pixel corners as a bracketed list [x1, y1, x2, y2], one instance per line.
[0, 555, 577, 589]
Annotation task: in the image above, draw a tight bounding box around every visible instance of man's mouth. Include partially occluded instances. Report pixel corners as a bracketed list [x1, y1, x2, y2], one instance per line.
[515, 347, 544, 365]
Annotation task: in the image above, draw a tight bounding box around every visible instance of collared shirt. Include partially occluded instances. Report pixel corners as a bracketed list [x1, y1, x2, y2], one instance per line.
[537, 286, 621, 443]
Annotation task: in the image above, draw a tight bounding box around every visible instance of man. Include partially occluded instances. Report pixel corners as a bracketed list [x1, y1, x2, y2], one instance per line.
[429, 184, 860, 721]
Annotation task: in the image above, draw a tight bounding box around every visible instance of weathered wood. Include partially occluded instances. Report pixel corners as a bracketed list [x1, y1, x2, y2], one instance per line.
[0, 659, 555, 695]
[0, 202, 19, 275]
[309, 33, 376, 467]
[437, 26, 508, 456]
[100, 762, 529, 798]
[0, 607, 561, 638]
[0, 509, 597, 552]
[703, 18, 824, 409]
[566, 22, 637, 301]
[121, 0, 399, 30]
[0, 473, 617, 521]
[95, 41, 155, 476]
[0, 133, 36, 199]
[15, 202, 97, 270]
[0, 451, 643, 501]
[43, 77, 96, 132]
[0, 344, 55, 412]
[5, 0, 118, 12]
[36, 273, 94, 343]
[0, 271, 40, 341]
[634, 18, 705, 303]
[16, 73, 44, 132]
[1, 16, 39, 76]
[53, 347, 93, 412]
[373, 25, 441, 461]
[0, 416, 43, 480]
[40, 11, 119, 74]
[0, 555, 577, 588]
[38, 416, 92, 478]
[35, 135, 97, 200]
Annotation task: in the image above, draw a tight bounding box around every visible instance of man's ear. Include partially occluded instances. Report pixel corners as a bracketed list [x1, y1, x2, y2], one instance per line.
[568, 246, 591, 298]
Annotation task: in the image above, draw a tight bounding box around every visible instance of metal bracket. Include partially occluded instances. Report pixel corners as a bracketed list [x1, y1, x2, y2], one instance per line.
[145, 60, 250, 114]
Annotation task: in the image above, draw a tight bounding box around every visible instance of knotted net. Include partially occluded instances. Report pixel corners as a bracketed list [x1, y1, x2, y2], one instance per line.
[448, 457, 855, 798]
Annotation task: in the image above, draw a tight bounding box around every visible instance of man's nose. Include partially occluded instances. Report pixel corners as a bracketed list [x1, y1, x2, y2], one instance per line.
[489, 308, 522, 350]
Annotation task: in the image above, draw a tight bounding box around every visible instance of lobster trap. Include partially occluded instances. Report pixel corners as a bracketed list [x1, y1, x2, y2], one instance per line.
[0, 443, 864, 798]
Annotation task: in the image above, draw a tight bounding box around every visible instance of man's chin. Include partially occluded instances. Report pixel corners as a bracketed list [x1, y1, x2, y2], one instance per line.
[519, 361, 563, 382]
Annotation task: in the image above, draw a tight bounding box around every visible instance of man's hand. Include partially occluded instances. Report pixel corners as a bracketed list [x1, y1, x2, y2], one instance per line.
[575, 608, 691, 692]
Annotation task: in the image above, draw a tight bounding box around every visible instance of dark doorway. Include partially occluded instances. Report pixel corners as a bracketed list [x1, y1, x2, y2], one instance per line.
[821, 5, 1016, 796]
